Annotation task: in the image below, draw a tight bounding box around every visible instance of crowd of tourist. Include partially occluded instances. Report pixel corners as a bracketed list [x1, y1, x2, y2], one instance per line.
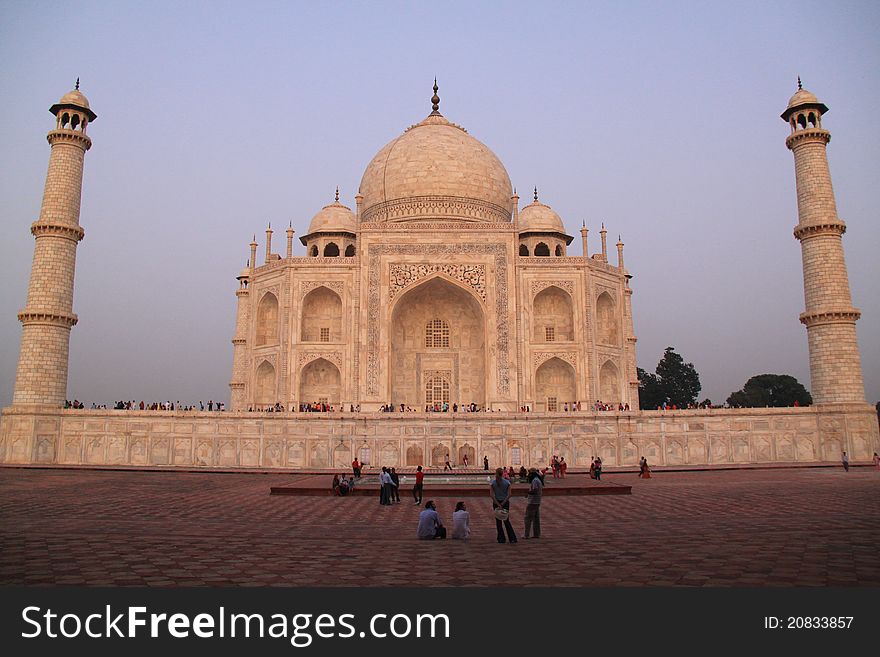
[65, 399, 224, 411]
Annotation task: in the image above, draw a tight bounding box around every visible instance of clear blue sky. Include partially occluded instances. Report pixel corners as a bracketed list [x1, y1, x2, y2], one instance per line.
[1, 0, 877, 406]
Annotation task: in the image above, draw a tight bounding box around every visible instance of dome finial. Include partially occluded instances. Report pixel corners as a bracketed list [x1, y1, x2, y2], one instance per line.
[75, 77, 80, 91]
[797, 76, 802, 90]
[431, 78, 440, 114]
[533, 186, 538, 202]
[335, 186, 339, 202]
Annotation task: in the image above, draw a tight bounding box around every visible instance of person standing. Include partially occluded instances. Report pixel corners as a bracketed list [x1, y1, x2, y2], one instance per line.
[490, 467, 517, 544]
[379, 467, 393, 505]
[416, 501, 446, 539]
[444, 453, 453, 471]
[413, 465, 424, 505]
[524, 467, 543, 539]
[390, 467, 401, 503]
[451, 501, 470, 539]
[595, 457, 603, 480]
[352, 457, 361, 479]
[463, 453, 469, 467]
[559, 457, 567, 478]
[483, 455, 489, 471]
[873, 452, 880, 471]
[842, 451, 849, 472]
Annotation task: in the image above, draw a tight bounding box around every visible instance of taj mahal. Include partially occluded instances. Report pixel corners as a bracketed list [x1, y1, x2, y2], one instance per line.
[1, 81, 877, 470]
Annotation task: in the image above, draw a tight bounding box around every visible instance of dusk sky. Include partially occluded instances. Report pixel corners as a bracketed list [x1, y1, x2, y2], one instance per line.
[1, 0, 877, 408]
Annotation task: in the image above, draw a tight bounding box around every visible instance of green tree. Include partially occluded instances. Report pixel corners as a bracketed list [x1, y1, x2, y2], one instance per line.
[637, 367, 665, 410]
[638, 347, 702, 409]
[726, 374, 812, 407]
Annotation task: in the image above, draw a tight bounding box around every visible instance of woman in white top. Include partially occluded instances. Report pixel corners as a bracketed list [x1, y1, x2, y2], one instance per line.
[451, 501, 471, 539]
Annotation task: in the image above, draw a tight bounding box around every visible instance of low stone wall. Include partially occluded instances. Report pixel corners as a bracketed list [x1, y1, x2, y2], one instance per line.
[1, 404, 877, 470]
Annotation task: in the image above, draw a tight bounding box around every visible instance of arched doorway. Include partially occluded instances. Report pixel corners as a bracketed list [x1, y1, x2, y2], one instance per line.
[535, 357, 576, 412]
[458, 443, 475, 467]
[254, 360, 276, 407]
[599, 360, 619, 405]
[431, 444, 449, 467]
[406, 444, 424, 466]
[390, 277, 486, 408]
[596, 292, 619, 345]
[301, 286, 342, 342]
[533, 286, 574, 342]
[299, 358, 341, 407]
[255, 293, 279, 346]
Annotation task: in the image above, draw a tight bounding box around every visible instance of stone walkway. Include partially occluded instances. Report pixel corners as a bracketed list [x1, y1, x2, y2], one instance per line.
[0, 466, 877, 587]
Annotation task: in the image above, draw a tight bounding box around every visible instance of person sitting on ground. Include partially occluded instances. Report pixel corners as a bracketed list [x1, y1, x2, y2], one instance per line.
[451, 501, 470, 540]
[416, 500, 446, 539]
[332, 474, 341, 496]
[338, 476, 351, 495]
[519, 465, 528, 480]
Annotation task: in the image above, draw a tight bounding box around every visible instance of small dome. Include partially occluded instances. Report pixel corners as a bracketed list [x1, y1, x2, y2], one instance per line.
[59, 89, 91, 110]
[786, 88, 818, 111]
[50, 84, 97, 121]
[306, 200, 356, 235]
[518, 199, 566, 234]
[780, 83, 828, 122]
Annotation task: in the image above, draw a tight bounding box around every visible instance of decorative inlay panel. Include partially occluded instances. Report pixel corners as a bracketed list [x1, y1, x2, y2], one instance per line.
[297, 351, 343, 370]
[530, 280, 574, 297]
[532, 352, 578, 368]
[423, 369, 453, 383]
[595, 283, 617, 302]
[389, 263, 486, 301]
[258, 285, 280, 301]
[301, 281, 345, 298]
[367, 243, 509, 396]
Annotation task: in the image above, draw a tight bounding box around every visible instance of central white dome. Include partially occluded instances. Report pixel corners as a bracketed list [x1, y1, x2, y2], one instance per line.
[358, 112, 513, 224]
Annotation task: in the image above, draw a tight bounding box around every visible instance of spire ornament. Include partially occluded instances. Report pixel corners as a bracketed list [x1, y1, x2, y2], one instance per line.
[75, 77, 80, 91]
[797, 76, 802, 90]
[335, 186, 339, 202]
[533, 187, 538, 202]
[431, 78, 440, 114]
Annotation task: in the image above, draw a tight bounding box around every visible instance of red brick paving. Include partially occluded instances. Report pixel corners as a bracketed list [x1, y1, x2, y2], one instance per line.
[0, 466, 877, 587]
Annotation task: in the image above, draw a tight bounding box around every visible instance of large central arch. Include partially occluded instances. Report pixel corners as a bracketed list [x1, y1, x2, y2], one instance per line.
[390, 276, 486, 408]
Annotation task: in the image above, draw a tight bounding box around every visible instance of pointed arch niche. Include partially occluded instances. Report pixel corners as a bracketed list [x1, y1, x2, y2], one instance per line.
[533, 286, 574, 342]
[299, 358, 341, 407]
[599, 360, 620, 404]
[535, 357, 576, 412]
[596, 292, 619, 345]
[254, 360, 276, 407]
[390, 277, 485, 408]
[255, 293, 279, 346]
[301, 286, 343, 342]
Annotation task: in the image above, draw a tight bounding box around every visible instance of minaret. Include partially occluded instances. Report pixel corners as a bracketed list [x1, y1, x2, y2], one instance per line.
[286, 223, 295, 258]
[782, 80, 865, 404]
[12, 83, 96, 407]
[264, 223, 273, 263]
[599, 224, 608, 261]
[229, 255, 251, 411]
[580, 222, 588, 257]
[616, 235, 625, 270]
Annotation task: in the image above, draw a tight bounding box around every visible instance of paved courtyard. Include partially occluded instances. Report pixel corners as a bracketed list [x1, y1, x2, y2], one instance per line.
[0, 466, 877, 587]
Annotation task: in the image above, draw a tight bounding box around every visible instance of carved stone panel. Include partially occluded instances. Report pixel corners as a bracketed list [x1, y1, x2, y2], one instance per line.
[389, 263, 486, 301]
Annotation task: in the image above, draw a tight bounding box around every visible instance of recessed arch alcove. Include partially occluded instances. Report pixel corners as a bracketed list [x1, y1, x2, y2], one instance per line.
[390, 276, 485, 408]
[535, 357, 576, 412]
[299, 357, 341, 407]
